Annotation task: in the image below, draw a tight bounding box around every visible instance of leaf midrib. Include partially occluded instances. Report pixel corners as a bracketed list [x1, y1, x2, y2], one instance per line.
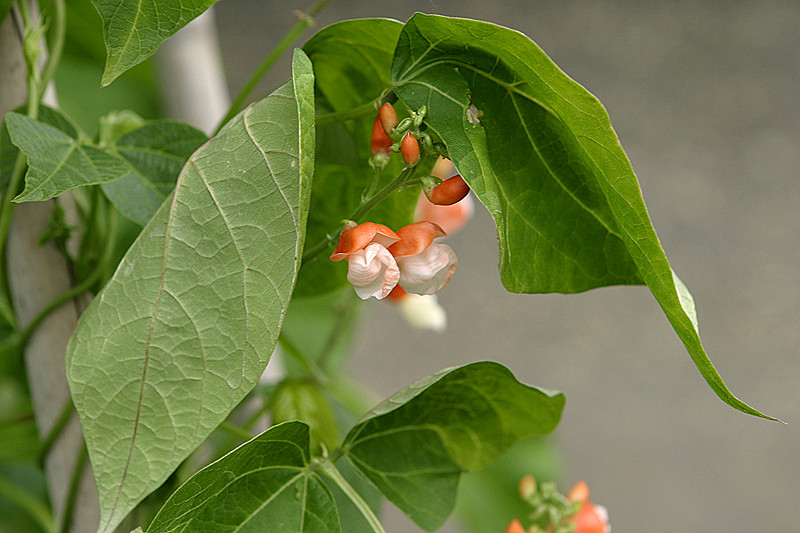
[395, 58, 621, 240]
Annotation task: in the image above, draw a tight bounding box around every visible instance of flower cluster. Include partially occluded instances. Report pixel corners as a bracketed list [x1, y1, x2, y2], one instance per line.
[330, 221, 457, 300]
[507, 476, 610, 533]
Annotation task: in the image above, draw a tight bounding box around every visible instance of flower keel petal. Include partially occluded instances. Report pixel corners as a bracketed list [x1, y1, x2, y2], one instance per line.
[346, 243, 400, 299]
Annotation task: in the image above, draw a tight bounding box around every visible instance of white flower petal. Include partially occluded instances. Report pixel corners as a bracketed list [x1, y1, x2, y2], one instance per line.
[346, 243, 399, 299]
[397, 243, 457, 295]
[397, 293, 447, 332]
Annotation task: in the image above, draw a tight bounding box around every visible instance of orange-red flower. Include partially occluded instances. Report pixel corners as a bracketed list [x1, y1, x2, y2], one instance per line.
[331, 221, 458, 299]
[330, 222, 400, 300]
[388, 221, 457, 295]
[566, 481, 610, 533]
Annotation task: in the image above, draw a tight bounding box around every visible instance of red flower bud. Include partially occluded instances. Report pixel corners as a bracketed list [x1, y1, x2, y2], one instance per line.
[378, 102, 398, 135]
[401, 131, 420, 166]
[427, 175, 470, 205]
[505, 520, 526, 533]
[371, 115, 392, 156]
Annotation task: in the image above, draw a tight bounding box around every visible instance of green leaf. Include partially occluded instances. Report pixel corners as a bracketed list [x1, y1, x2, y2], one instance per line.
[148, 422, 340, 533]
[92, 0, 218, 86]
[270, 380, 340, 454]
[342, 361, 564, 531]
[65, 49, 315, 533]
[101, 120, 208, 226]
[454, 436, 560, 533]
[391, 14, 774, 420]
[297, 19, 419, 297]
[2, 107, 83, 194]
[5, 112, 129, 202]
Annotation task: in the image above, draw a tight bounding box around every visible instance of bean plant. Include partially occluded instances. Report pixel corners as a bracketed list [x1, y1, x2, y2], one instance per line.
[0, 1, 778, 533]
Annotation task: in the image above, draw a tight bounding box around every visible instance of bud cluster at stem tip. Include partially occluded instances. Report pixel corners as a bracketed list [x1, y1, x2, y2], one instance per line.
[507, 477, 610, 533]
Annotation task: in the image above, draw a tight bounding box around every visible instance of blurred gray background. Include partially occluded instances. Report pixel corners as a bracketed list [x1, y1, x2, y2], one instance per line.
[214, 1, 799, 531]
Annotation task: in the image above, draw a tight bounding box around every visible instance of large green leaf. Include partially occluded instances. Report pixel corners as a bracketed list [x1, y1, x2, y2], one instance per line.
[391, 14, 773, 420]
[6, 112, 129, 202]
[101, 120, 208, 225]
[148, 422, 340, 533]
[65, 49, 315, 533]
[92, 0, 218, 86]
[342, 361, 565, 531]
[297, 19, 419, 297]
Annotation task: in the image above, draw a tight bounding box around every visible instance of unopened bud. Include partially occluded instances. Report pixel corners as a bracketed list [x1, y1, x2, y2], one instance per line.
[379, 102, 398, 135]
[505, 520, 526, 533]
[401, 132, 420, 166]
[426, 175, 470, 205]
[519, 475, 537, 501]
[371, 115, 393, 156]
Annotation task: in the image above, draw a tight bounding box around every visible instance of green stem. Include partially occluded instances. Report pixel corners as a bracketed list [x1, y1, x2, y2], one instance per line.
[315, 290, 357, 372]
[218, 421, 256, 442]
[39, 0, 65, 97]
[301, 164, 420, 264]
[37, 398, 74, 467]
[0, 0, 50, 327]
[0, 152, 26, 328]
[16, 204, 116, 356]
[15, 0, 32, 28]
[315, 96, 386, 126]
[278, 333, 327, 383]
[317, 458, 386, 533]
[59, 444, 87, 533]
[76, 186, 100, 279]
[214, 0, 331, 135]
[0, 472, 55, 533]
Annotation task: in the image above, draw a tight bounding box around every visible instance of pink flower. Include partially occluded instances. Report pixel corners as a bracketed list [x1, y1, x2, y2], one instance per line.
[388, 221, 457, 295]
[566, 481, 611, 533]
[330, 222, 400, 300]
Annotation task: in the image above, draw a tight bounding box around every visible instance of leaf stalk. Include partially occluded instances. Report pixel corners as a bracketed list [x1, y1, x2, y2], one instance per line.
[213, 0, 331, 135]
[317, 458, 386, 533]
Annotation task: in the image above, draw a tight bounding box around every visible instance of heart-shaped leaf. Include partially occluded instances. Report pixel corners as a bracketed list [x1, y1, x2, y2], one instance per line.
[66, 49, 315, 533]
[342, 361, 564, 531]
[148, 422, 340, 533]
[391, 14, 773, 420]
[6, 112, 129, 202]
[92, 0, 218, 86]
